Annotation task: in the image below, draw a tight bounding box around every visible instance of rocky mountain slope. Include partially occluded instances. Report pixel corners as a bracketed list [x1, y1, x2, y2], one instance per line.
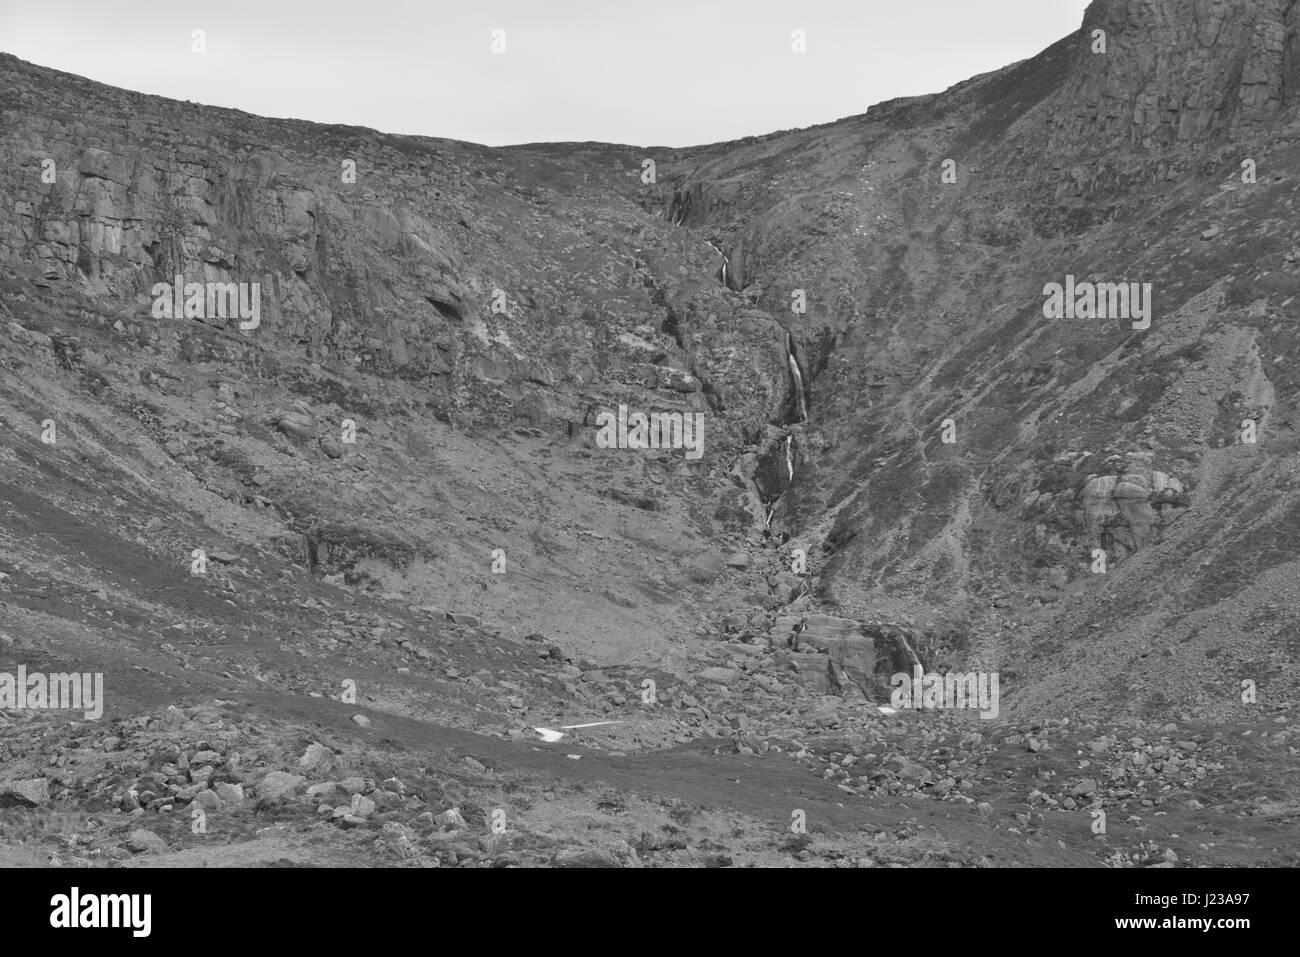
[0, 0, 1296, 867]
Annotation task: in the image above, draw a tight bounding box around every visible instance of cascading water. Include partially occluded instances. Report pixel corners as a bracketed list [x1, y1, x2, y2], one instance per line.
[705, 240, 730, 288]
[753, 333, 811, 534]
[786, 332, 807, 423]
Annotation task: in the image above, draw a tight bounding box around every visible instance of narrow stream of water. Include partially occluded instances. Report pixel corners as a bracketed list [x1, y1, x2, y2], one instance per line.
[786, 332, 807, 423]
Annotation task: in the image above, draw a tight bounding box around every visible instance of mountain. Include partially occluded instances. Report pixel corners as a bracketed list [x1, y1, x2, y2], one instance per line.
[0, 0, 1295, 867]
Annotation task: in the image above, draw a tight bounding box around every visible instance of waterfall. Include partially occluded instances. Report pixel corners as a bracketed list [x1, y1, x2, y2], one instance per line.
[786, 333, 807, 423]
[705, 240, 730, 288]
[753, 333, 808, 534]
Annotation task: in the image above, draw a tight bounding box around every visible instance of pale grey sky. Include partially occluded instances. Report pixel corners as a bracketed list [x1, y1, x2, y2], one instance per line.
[1, 0, 1091, 146]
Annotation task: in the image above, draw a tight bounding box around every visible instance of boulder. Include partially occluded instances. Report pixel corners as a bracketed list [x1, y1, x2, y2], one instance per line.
[275, 411, 315, 441]
[192, 789, 222, 810]
[551, 840, 641, 868]
[257, 771, 305, 800]
[772, 571, 803, 603]
[788, 652, 832, 694]
[214, 782, 246, 804]
[435, 808, 467, 830]
[0, 778, 49, 807]
[794, 615, 874, 695]
[1083, 465, 1187, 556]
[700, 667, 740, 686]
[126, 829, 167, 855]
[768, 616, 801, 648]
[660, 368, 699, 393]
[299, 742, 334, 773]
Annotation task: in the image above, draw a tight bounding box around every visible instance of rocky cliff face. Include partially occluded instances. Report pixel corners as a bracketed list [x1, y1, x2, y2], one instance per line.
[1060, 0, 1300, 147]
[634, 0, 1300, 718]
[2, 0, 1298, 730]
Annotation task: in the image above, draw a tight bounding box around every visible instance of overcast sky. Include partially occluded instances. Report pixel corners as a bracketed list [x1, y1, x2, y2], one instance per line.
[1, 0, 1091, 147]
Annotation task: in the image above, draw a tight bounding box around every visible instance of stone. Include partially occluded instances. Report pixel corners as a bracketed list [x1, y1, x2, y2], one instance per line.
[192, 789, 222, 810]
[552, 846, 619, 867]
[276, 412, 315, 440]
[552, 840, 640, 868]
[0, 779, 49, 806]
[685, 554, 726, 584]
[663, 369, 699, 393]
[793, 615, 874, 692]
[768, 616, 801, 648]
[299, 742, 334, 773]
[435, 808, 468, 830]
[788, 653, 832, 694]
[772, 572, 803, 603]
[699, 667, 740, 686]
[382, 821, 418, 856]
[257, 771, 305, 800]
[214, 782, 245, 804]
[1082, 468, 1186, 557]
[126, 829, 167, 855]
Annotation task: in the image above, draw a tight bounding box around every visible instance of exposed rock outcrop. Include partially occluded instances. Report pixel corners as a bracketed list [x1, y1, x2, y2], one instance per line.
[1083, 463, 1188, 557]
[1050, 0, 1300, 150]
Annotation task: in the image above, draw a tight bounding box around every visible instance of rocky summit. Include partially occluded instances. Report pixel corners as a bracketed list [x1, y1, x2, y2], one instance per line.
[0, 0, 1297, 870]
